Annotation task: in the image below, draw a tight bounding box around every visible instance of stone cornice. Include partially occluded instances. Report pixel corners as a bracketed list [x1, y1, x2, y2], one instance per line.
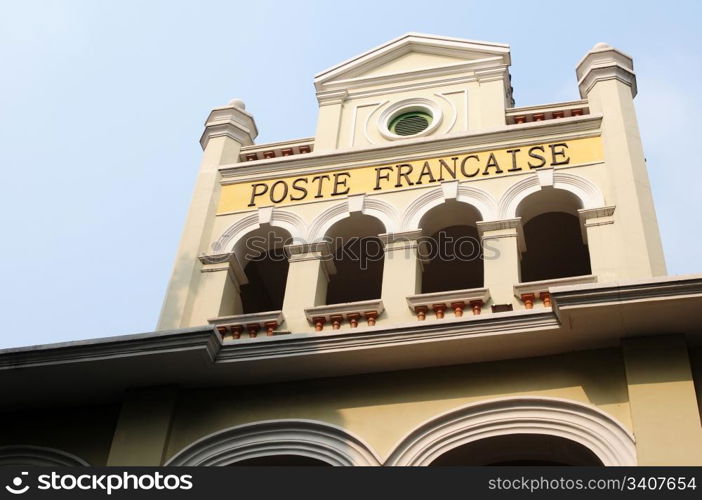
[219, 115, 603, 183]
[200, 104, 258, 150]
[0, 327, 220, 371]
[2, 274, 701, 409]
[314, 33, 510, 93]
[550, 274, 702, 311]
[576, 44, 637, 98]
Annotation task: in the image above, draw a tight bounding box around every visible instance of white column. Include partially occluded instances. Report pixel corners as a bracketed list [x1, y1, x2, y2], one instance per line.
[478, 219, 522, 307]
[313, 90, 347, 151]
[282, 243, 336, 332]
[158, 99, 258, 330]
[379, 230, 424, 323]
[188, 255, 247, 326]
[579, 206, 617, 282]
[576, 43, 666, 278]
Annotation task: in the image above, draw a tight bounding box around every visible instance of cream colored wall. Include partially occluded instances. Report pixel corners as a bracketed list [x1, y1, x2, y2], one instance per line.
[162, 39, 668, 357]
[187, 157, 610, 330]
[332, 79, 505, 150]
[623, 335, 702, 465]
[158, 135, 244, 330]
[163, 349, 631, 463]
[584, 72, 666, 279]
[0, 404, 120, 466]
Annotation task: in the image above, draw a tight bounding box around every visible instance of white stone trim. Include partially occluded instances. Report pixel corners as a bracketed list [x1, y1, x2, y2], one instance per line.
[377, 98, 443, 141]
[314, 33, 510, 93]
[514, 275, 598, 298]
[406, 288, 490, 311]
[305, 299, 384, 323]
[401, 183, 498, 231]
[576, 44, 637, 98]
[307, 197, 399, 242]
[220, 115, 602, 181]
[165, 420, 382, 466]
[208, 311, 284, 328]
[0, 445, 90, 466]
[211, 209, 306, 256]
[385, 396, 636, 466]
[200, 104, 258, 150]
[498, 170, 605, 219]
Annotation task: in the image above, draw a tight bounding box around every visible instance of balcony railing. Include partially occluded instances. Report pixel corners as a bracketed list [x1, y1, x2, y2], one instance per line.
[304, 299, 384, 331]
[239, 137, 314, 162]
[513, 275, 597, 309]
[209, 311, 285, 340]
[406, 288, 491, 320]
[506, 100, 589, 125]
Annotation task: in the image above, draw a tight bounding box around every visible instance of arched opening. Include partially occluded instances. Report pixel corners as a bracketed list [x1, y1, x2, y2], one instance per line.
[325, 213, 385, 305]
[230, 455, 331, 466]
[517, 189, 591, 282]
[236, 226, 291, 313]
[419, 201, 483, 293]
[165, 420, 382, 466]
[385, 397, 637, 466]
[0, 445, 89, 466]
[429, 434, 603, 466]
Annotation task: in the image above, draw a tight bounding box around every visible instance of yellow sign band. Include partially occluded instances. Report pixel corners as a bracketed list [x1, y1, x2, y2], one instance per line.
[218, 136, 603, 213]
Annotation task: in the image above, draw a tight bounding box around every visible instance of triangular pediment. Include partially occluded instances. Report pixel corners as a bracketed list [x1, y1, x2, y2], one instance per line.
[314, 33, 511, 91]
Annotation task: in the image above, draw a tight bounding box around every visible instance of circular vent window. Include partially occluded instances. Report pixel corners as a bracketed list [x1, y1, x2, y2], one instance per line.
[378, 99, 442, 141]
[389, 111, 432, 136]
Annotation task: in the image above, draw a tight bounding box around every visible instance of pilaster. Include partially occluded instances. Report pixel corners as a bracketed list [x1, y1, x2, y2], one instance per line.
[622, 335, 702, 465]
[478, 218, 522, 307]
[158, 100, 257, 330]
[379, 230, 424, 323]
[282, 242, 336, 332]
[107, 387, 178, 466]
[576, 43, 666, 279]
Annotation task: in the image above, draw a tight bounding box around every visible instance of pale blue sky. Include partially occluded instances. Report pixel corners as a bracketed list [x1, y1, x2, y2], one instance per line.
[1, 1, 700, 348]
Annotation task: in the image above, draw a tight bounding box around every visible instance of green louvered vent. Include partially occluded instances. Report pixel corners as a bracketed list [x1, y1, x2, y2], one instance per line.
[390, 111, 432, 136]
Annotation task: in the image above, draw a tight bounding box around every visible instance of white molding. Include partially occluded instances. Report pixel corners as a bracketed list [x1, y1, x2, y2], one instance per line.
[362, 100, 387, 146]
[406, 288, 490, 311]
[220, 115, 602, 181]
[434, 91, 462, 133]
[401, 183, 498, 230]
[385, 397, 636, 466]
[514, 275, 598, 298]
[304, 299, 384, 322]
[498, 170, 605, 219]
[200, 104, 258, 150]
[208, 311, 284, 328]
[307, 197, 400, 242]
[441, 180, 458, 200]
[576, 44, 637, 98]
[0, 445, 90, 466]
[165, 419, 381, 466]
[377, 98, 443, 141]
[314, 33, 510, 92]
[211, 209, 307, 257]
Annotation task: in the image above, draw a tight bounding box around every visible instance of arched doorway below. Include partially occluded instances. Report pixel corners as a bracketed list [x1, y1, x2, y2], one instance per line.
[230, 455, 331, 466]
[429, 434, 603, 466]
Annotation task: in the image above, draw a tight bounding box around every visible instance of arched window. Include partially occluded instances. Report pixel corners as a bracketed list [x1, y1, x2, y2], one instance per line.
[517, 189, 591, 282]
[419, 201, 483, 293]
[235, 226, 291, 313]
[0, 445, 89, 466]
[230, 455, 331, 466]
[165, 420, 381, 466]
[429, 434, 602, 466]
[324, 214, 385, 305]
[385, 397, 637, 466]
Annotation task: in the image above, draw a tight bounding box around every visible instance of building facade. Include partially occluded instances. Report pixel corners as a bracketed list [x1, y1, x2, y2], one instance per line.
[2, 34, 702, 466]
